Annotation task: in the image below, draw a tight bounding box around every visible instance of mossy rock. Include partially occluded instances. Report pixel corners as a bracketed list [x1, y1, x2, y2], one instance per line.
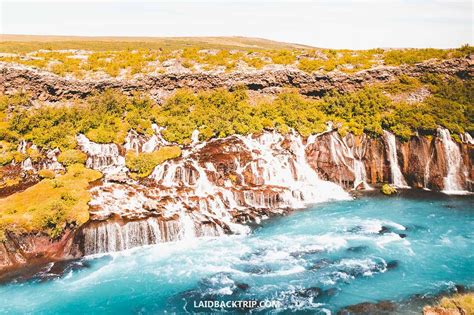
[424, 293, 474, 315]
[126, 146, 182, 178]
[381, 184, 397, 195]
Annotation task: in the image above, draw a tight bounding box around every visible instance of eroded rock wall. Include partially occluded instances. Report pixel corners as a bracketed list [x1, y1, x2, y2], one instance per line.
[1, 57, 472, 102]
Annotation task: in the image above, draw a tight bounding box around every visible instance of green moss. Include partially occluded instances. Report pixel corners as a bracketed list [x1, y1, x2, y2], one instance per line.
[0, 164, 102, 237]
[126, 146, 182, 178]
[381, 184, 397, 195]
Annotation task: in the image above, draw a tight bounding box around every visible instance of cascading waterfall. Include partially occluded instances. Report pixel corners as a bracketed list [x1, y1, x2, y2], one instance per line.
[437, 128, 467, 194]
[124, 124, 169, 153]
[344, 135, 372, 190]
[76, 134, 126, 176]
[179, 211, 197, 240]
[238, 131, 350, 206]
[83, 218, 181, 254]
[82, 130, 354, 255]
[423, 149, 434, 190]
[327, 132, 372, 190]
[383, 131, 409, 188]
[460, 132, 474, 145]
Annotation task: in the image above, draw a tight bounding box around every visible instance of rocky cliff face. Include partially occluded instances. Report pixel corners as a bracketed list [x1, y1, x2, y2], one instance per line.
[1, 57, 472, 102]
[1, 127, 472, 273]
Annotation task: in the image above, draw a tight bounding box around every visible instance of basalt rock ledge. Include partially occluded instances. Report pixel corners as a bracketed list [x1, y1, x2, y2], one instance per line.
[0, 57, 472, 102]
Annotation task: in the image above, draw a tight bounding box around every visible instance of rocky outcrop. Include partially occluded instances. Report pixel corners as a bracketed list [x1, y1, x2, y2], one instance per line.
[0, 228, 77, 273]
[307, 129, 473, 192]
[1, 57, 472, 102]
[338, 300, 397, 315]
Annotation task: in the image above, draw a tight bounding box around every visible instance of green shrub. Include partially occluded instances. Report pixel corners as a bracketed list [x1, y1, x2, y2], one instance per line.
[26, 147, 43, 162]
[243, 56, 266, 69]
[298, 58, 326, 73]
[383, 48, 459, 66]
[0, 75, 471, 152]
[269, 50, 296, 65]
[58, 150, 87, 166]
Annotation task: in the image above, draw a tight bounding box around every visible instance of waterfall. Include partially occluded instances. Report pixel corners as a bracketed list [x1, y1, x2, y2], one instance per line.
[238, 131, 350, 205]
[460, 132, 474, 145]
[179, 211, 197, 240]
[82, 215, 224, 255]
[423, 149, 434, 190]
[83, 218, 163, 254]
[123, 130, 143, 153]
[326, 132, 372, 190]
[191, 130, 200, 144]
[76, 134, 126, 176]
[124, 126, 166, 153]
[383, 131, 409, 188]
[84, 130, 352, 256]
[437, 128, 467, 194]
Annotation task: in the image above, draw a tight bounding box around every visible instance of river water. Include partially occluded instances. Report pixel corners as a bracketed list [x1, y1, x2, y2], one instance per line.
[1, 191, 472, 314]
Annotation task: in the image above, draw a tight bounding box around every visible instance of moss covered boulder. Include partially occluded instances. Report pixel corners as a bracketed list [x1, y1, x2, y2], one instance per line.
[381, 184, 397, 195]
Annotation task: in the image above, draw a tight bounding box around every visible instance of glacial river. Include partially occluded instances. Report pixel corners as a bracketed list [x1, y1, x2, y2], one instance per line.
[1, 191, 473, 314]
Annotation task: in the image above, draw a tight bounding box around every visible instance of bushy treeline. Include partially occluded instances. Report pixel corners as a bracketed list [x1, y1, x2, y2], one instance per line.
[0, 90, 155, 154]
[0, 74, 472, 165]
[156, 75, 472, 142]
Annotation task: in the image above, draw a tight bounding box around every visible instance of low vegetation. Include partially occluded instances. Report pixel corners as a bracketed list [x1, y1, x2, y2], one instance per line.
[0, 90, 156, 157]
[37, 169, 56, 179]
[126, 146, 182, 178]
[1, 38, 471, 77]
[0, 164, 102, 238]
